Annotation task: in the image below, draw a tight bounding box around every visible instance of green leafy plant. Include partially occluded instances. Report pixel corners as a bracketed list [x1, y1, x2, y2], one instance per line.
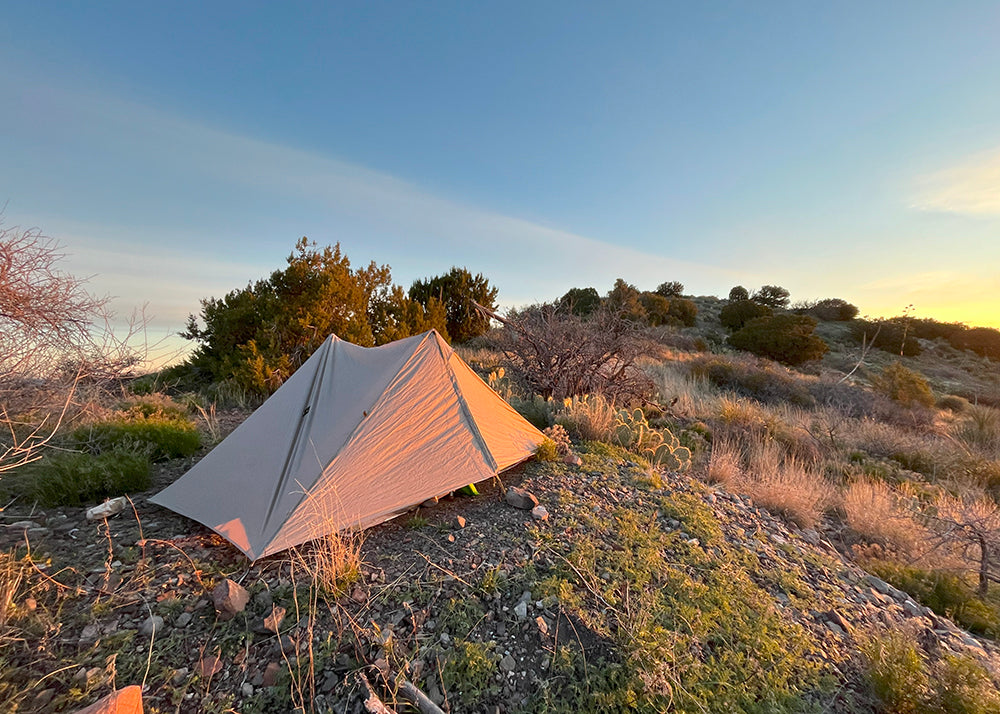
[5, 450, 151, 507]
[534, 438, 560, 462]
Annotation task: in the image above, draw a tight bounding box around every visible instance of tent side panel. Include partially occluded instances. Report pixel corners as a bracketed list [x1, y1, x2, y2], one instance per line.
[446, 353, 546, 471]
[261, 339, 495, 556]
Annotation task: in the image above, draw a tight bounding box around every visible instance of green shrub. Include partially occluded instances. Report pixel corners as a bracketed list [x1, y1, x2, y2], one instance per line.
[558, 287, 602, 317]
[932, 653, 1000, 714]
[804, 298, 859, 321]
[861, 629, 929, 714]
[71, 397, 202, 461]
[440, 640, 499, 707]
[728, 314, 829, 366]
[72, 420, 201, 461]
[534, 438, 559, 462]
[8, 451, 151, 507]
[728, 285, 750, 302]
[720, 299, 772, 331]
[872, 363, 935, 408]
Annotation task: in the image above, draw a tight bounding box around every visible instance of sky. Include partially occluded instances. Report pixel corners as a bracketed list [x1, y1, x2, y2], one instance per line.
[3, 2, 1000, 363]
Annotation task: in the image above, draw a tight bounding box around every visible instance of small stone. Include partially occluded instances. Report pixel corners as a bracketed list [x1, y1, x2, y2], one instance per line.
[902, 600, 923, 618]
[212, 579, 250, 621]
[827, 610, 851, 633]
[350, 586, 368, 604]
[262, 662, 282, 687]
[140, 615, 164, 637]
[175, 612, 193, 628]
[171, 667, 189, 685]
[562, 453, 583, 466]
[31, 689, 56, 710]
[241, 683, 254, 697]
[79, 623, 101, 645]
[825, 621, 845, 636]
[453, 515, 467, 529]
[263, 605, 286, 634]
[198, 655, 224, 678]
[505, 487, 539, 510]
[513, 601, 528, 620]
[422, 496, 440, 508]
[500, 655, 516, 672]
[531, 506, 549, 521]
[8, 520, 40, 530]
[535, 616, 549, 636]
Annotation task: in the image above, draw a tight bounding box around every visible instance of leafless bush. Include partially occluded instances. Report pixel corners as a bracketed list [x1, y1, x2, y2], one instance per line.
[1, 223, 144, 474]
[926, 488, 1000, 597]
[485, 303, 655, 405]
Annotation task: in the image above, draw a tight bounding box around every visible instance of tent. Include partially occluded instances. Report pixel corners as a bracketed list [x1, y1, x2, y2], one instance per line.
[150, 330, 544, 560]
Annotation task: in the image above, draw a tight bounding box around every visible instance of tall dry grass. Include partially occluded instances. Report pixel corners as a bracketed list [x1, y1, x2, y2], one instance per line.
[737, 440, 836, 529]
[706, 438, 742, 486]
[0, 550, 26, 635]
[292, 529, 364, 596]
[555, 393, 618, 442]
[843, 479, 925, 554]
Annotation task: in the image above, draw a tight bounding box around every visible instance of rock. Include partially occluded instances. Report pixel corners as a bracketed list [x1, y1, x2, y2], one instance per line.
[531, 506, 549, 521]
[453, 515, 467, 529]
[902, 599, 923, 618]
[865, 575, 891, 595]
[562, 453, 583, 466]
[79, 623, 102, 645]
[513, 601, 528, 620]
[826, 621, 845, 636]
[212, 579, 250, 621]
[198, 654, 224, 678]
[175, 612, 193, 628]
[68, 685, 143, 714]
[505, 487, 539, 510]
[262, 662, 282, 687]
[140, 615, 164, 637]
[535, 616, 549, 636]
[31, 689, 56, 710]
[241, 683, 254, 697]
[171, 667, 189, 685]
[421, 496, 440, 508]
[350, 586, 368, 604]
[85, 497, 128, 521]
[500, 654, 516, 672]
[263, 605, 286, 634]
[827, 610, 851, 633]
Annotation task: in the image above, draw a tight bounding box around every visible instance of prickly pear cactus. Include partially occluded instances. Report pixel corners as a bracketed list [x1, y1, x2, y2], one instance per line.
[612, 407, 692, 472]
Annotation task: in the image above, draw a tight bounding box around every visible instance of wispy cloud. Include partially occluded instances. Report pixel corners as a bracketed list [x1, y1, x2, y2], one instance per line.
[2, 72, 741, 327]
[912, 147, 1000, 216]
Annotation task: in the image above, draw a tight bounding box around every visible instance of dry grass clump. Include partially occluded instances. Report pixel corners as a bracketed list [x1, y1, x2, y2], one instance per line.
[738, 441, 836, 529]
[843, 479, 924, 553]
[293, 529, 364, 595]
[555, 393, 618, 442]
[706, 438, 742, 486]
[644, 359, 720, 417]
[0, 550, 27, 635]
[955, 405, 1000, 456]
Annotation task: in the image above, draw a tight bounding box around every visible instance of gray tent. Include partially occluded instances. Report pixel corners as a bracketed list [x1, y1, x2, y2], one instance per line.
[151, 330, 544, 560]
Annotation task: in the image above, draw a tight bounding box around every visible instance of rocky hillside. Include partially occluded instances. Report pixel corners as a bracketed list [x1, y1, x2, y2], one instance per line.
[3, 434, 1000, 713]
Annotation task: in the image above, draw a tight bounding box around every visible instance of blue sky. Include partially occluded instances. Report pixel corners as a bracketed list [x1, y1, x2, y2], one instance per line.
[3, 2, 1000, 360]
